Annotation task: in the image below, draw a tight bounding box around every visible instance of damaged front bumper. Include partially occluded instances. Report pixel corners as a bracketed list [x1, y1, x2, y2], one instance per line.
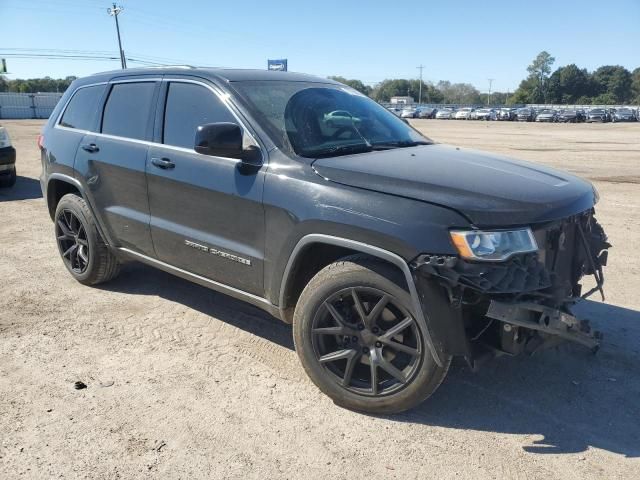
[412, 209, 610, 360]
[485, 301, 602, 352]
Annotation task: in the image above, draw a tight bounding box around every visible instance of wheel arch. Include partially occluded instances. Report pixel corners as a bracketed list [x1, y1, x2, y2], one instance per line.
[278, 234, 444, 367]
[46, 174, 84, 220]
[46, 173, 111, 247]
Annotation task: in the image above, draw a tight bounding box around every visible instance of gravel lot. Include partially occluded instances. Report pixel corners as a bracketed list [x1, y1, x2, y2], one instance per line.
[1, 119, 639, 479]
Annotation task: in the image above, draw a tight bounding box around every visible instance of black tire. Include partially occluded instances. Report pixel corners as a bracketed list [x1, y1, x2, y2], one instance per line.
[0, 166, 16, 188]
[293, 255, 451, 414]
[54, 193, 120, 285]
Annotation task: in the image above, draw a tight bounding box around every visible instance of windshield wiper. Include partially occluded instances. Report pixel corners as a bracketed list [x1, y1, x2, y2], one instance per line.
[371, 140, 431, 150]
[307, 143, 373, 158]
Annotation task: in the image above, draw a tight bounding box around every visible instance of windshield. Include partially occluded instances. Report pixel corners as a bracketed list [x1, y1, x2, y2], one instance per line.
[231, 81, 430, 158]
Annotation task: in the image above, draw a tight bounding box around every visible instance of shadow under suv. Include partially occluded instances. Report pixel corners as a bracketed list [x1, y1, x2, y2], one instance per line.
[39, 68, 610, 414]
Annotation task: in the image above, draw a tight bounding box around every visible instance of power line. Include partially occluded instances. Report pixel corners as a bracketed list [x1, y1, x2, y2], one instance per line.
[0, 48, 195, 66]
[0, 53, 173, 67]
[107, 3, 126, 69]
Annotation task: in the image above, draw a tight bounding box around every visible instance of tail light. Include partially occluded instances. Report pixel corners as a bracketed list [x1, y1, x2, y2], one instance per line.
[37, 134, 44, 150]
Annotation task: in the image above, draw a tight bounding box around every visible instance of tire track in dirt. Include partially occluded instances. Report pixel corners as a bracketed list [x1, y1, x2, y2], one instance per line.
[87, 297, 301, 382]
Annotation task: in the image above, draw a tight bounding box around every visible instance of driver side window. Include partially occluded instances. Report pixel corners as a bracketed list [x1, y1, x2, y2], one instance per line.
[163, 82, 237, 149]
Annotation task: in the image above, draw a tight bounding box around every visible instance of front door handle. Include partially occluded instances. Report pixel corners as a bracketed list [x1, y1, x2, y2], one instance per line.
[151, 157, 175, 169]
[81, 143, 99, 153]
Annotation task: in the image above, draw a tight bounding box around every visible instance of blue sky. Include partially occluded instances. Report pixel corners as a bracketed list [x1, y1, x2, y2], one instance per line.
[2, 0, 638, 91]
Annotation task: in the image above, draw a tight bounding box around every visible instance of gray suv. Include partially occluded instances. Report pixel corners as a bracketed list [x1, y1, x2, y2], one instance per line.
[39, 68, 610, 413]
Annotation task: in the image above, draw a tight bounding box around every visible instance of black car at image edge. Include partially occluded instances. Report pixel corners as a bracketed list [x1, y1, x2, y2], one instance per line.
[0, 125, 17, 188]
[39, 67, 611, 413]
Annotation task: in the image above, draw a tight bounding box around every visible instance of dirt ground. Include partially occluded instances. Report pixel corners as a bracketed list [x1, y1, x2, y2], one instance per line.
[1, 119, 639, 479]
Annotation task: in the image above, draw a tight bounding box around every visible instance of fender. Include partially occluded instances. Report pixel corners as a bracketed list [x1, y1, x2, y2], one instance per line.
[46, 173, 113, 248]
[278, 234, 445, 367]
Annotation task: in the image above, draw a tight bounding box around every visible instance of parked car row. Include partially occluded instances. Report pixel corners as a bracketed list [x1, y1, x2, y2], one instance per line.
[388, 105, 639, 123]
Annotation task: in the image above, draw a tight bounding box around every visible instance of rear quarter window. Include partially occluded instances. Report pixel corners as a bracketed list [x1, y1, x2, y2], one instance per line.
[59, 85, 106, 131]
[101, 82, 157, 140]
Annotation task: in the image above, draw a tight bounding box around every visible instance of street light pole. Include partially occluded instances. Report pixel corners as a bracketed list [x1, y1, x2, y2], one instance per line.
[107, 3, 127, 69]
[417, 64, 424, 105]
[487, 78, 494, 106]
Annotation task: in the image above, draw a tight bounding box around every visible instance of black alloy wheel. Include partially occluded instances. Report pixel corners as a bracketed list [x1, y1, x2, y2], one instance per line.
[311, 286, 423, 397]
[56, 209, 90, 274]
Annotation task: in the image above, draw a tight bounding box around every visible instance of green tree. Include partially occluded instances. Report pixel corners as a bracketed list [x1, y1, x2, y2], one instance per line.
[0, 76, 77, 93]
[328, 76, 372, 96]
[512, 51, 556, 103]
[510, 76, 537, 104]
[576, 95, 592, 105]
[631, 67, 640, 104]
[478, 91, 509, 105]
[591, 66, 632, 103]
[435, 81, 480, 104]
[547, 64, 590, 103]
[371, 79, 442, 103]
[591, 92, 618, 105]
[527, 51, 555, 102]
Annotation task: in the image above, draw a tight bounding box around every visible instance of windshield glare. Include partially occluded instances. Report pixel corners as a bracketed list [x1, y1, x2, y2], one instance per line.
[232, 81, 430, 158]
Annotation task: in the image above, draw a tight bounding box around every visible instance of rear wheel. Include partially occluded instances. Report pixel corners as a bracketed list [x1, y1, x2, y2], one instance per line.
[0, 166, 16, 188]
[54, 194, 120, 285]
[293, 256, 450, 414]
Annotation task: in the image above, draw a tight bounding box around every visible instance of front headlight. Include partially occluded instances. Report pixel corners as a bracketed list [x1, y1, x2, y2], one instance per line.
[449, 228, 538, 261]
[0, 128, 10, 148]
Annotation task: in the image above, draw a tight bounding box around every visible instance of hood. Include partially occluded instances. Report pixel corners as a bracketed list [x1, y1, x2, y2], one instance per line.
[312, 144, 596, 226]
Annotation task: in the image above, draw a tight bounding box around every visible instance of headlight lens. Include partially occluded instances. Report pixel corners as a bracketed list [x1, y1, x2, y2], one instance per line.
[450, 228, 538, 261]
[0, 128, 10, 148]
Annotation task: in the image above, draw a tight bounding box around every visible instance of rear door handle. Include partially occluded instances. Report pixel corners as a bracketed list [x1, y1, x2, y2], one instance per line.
[81, 143, 99, 153]
[151, 157, 175, 169]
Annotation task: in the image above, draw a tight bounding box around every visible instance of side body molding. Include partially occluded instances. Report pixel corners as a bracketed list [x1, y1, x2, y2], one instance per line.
[278, 234, 444, 367]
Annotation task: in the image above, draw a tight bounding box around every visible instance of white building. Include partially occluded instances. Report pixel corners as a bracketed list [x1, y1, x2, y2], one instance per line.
[390, 96, 415, 104]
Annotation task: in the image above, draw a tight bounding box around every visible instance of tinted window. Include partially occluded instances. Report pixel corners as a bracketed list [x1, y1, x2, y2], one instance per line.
[59, 85, 105, 130]
[233, 81, 429, 157]
[102, 82, 156, 140]
[163, 82, 236, 149]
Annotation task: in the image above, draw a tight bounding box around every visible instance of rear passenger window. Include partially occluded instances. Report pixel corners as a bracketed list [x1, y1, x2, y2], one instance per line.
[59, 85, 105, 131]
[163, 82, 236, 149]
[102, 82, 156, 140]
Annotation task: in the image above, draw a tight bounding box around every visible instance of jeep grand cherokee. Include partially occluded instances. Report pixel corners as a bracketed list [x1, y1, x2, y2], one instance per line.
[39, 68, 610, 413]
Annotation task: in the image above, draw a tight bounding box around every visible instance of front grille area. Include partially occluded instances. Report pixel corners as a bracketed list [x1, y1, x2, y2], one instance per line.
[532, 209, 609, 300]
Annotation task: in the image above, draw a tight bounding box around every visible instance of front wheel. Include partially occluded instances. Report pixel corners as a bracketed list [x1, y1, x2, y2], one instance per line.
[293, 256, 450, 414]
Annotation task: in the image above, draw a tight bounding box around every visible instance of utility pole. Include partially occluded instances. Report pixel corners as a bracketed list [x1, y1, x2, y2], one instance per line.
[417, 64, 424, 105]
[107, 3, 127, 69]
[487, 78, 494, 106]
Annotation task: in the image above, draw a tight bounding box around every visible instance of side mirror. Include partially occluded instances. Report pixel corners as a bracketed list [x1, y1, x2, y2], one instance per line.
[195, 122, 244, 159]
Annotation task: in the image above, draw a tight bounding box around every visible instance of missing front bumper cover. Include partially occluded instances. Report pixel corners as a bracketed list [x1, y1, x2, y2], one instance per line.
[485, 300, 602, 352]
